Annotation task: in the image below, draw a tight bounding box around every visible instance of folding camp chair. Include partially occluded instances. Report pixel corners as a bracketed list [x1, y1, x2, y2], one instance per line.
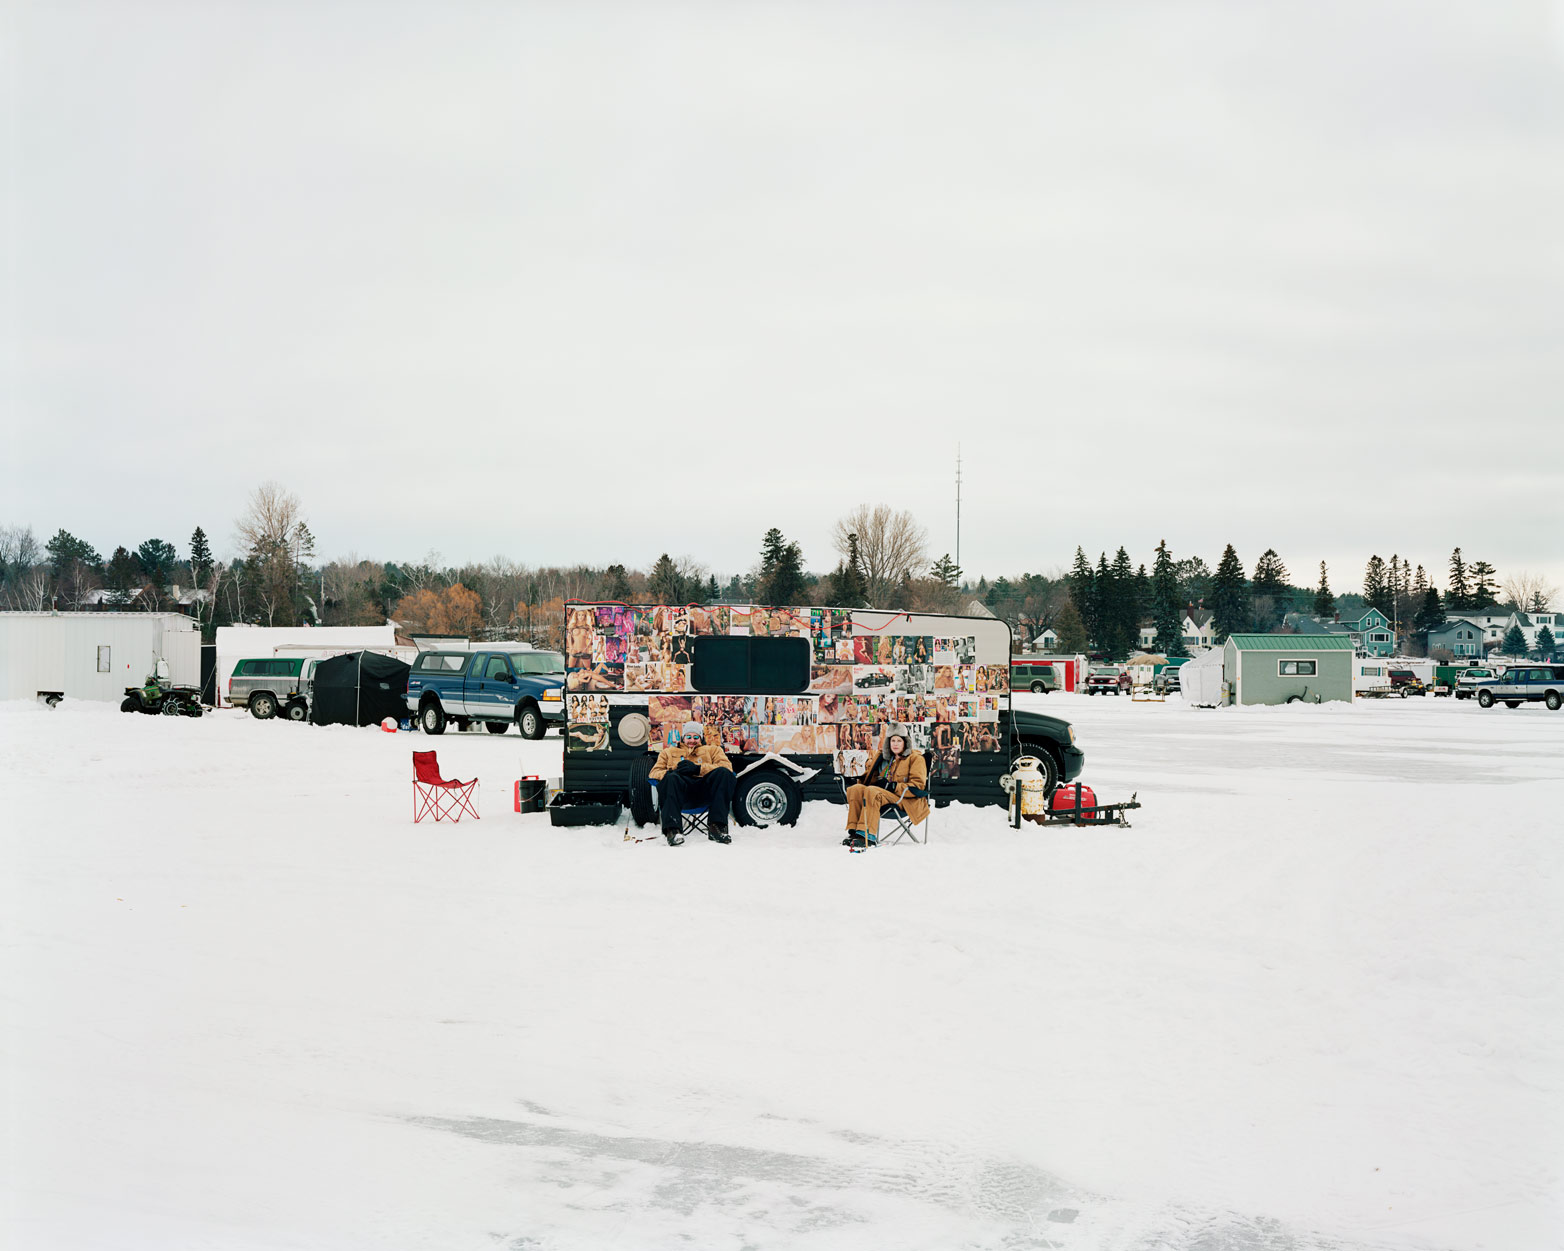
[412, 750, 480, 823]
[877, 788, 931, 845]
[648, 776, 710, 841]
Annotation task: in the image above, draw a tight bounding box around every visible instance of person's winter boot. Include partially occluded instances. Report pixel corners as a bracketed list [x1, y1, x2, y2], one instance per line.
[663, 826, 685, 846]
[707, 824, 731, 844]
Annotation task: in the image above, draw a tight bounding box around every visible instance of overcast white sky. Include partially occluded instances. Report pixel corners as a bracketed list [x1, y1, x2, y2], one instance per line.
[4, 1, 1562, 593]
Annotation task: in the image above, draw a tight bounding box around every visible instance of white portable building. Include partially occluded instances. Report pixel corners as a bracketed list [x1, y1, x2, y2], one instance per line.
[214, 624, 409, 707]
[1179, 645, 1226, 707]
[0, 611, 201, 704]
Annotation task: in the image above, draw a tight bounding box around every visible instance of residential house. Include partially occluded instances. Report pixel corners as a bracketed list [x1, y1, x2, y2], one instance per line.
[1427, 619, 1486, 659]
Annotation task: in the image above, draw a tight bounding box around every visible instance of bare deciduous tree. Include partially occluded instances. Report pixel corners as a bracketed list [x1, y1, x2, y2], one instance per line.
[1501, 570, 1556, 614]
[235, 483, 306, 626]
[831, 505, 928, 609]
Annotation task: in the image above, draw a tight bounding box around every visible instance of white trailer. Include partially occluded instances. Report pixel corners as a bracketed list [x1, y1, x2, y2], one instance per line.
[0, 611, 201, 704]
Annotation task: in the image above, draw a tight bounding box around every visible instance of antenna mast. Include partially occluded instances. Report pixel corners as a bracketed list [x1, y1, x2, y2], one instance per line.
[955, 444, 962, 571]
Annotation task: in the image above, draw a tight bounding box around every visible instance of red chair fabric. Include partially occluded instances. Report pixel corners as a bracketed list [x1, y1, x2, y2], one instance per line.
[412, 750, 480, 823]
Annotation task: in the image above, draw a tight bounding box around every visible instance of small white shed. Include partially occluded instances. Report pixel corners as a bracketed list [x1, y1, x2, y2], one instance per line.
[0, 611, 201, 703]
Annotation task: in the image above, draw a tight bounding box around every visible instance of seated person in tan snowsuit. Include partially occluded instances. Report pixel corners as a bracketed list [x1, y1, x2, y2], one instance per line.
[649, 725, 736, 845]
[842, 724, 928, 848]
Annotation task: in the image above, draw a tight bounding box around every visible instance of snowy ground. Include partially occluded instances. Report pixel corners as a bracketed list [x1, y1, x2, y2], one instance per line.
[3, 692, 1561, 1250]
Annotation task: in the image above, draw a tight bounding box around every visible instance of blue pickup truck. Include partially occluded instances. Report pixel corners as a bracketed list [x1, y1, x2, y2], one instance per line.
[405, 647, 567, 738]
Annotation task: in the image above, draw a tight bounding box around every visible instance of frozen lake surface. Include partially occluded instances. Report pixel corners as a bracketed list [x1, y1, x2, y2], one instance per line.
[4, 692, 1561, 1249]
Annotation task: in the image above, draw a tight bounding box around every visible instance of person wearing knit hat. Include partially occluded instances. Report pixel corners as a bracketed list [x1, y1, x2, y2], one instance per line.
[842, 723, 928, 849]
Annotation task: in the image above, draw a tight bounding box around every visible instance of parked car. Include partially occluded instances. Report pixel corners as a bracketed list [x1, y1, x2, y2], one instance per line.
[1012, 661, 1059, 694]
[1084, 673, 1121, 696]
[1474, 664, 1564, 711]
[1154, 667, 1182, 695]
[1387, 669, 1427, 696]
[228, 657, 318, 720]
[1454, 667, 1501, 699]
[406, 647, 567, 737]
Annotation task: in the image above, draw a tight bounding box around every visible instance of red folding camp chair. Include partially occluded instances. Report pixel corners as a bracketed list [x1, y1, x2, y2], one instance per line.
[412, 750, 480, 823]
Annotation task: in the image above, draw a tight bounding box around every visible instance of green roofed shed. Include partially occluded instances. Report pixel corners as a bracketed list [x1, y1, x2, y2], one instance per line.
[1223, 634, 1355, 705]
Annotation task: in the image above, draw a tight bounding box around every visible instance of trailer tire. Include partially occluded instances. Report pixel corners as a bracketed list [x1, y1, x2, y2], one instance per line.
[419, 700, 447, 734]
[285, 701, 308, 721]
[516, 702, 545, 740]
[627, 753, 657, 827]
[250, 692, 278, 720]
[734, 770, 802, 828]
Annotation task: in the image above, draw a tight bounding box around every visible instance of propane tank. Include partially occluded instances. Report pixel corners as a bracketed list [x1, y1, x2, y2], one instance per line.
[1009, 755, 1049, 823]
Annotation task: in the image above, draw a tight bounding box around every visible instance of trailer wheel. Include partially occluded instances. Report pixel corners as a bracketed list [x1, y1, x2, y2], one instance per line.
[419, 700, 446, 734]
[1477, 690, 1494, 708]
[627, 753, 657, 827]
[734, 770, 802, 828]
[285, 701, 308, 721]
[516, 702, 545, 740]
[485, 721, 509, 735]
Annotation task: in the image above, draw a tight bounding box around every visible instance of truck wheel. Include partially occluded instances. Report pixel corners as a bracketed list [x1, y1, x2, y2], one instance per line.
[1013, 746, 1060, 798]
[285, 701, 308, 722]
[1546, 691, 1561, 711]
[250, 692, 277, 720]
[1477, 690, 1494, 708]
[485, 721, 508, 735]
[1399, 689, 1407, 698]
[1030, 681, 1047, 693]
[419, 701, 446, 735]
[516, 702, 545, 740]
[734, 770, 802, 828]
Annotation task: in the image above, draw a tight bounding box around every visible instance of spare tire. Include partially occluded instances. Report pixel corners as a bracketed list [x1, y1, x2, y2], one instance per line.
[627, 753, 657, 828]
[734, 769, 803, 828]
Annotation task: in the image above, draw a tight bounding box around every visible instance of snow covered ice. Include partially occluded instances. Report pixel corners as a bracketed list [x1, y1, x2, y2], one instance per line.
[3, 692, 1561, 1250]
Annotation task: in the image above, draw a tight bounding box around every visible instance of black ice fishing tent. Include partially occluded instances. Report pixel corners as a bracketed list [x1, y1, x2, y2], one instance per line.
[308, 651, 411, 727]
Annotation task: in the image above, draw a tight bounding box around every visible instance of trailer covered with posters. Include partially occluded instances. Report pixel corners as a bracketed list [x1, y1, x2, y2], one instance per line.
[557, 602, 1086, 826]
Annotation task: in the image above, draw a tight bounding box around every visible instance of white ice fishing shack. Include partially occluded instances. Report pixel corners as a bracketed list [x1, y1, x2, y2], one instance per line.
[0, 611, 201, 704]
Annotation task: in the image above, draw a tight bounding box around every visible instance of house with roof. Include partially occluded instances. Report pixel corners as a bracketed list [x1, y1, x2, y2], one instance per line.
[1500, 610, 1561, 657]
[1327, 607, 1394, 656]
[1428, 619, 1487, 660]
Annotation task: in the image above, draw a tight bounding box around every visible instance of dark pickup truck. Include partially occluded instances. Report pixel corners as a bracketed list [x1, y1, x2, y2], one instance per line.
[405, 647, 567, 738]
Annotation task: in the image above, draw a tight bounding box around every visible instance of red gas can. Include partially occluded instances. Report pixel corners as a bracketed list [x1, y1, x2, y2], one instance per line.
[1049, 783, 1097, 815]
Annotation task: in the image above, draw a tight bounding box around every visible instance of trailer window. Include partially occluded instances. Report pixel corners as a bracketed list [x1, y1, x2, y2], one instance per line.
[1278, 660, 1317, 676]
[691, 636, 810, 694]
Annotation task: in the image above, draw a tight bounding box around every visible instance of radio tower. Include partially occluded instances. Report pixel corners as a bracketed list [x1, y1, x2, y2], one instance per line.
[955, 444, 962, 570]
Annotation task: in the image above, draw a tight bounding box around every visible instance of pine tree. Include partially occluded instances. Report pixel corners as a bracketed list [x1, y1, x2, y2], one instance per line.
[1054, 600, 1088, 653]
[1313, 562, 1336, 620]
[105, 546, 142, 604]
[1363, 556, 1389, 616]
[1251, 548, 1289, 630]
[1096, 552, 1116, 657]
[1068, 548, 1096, 647]
[604, 564, 631, 601]
[1446, 548, 1470, 611]
[929, 553, 962, 586]
[1469, 560, 1498, 610]
[1210, 545, 1249, 643]
[1502, 623, 1527, 657]
[136, 539, 178, 588]
[1538, 624, 1556, 661]
[648, 554, 684, 603]
[756, 529, 805, 604]
[45, 529, 103, 571]
[1415, 588, 1444, 633]
[705, 575, 720, 603]
[1151, 541, 1186, 658]
[189, 527, 213, 587]
[1412, 564, 1428, 598]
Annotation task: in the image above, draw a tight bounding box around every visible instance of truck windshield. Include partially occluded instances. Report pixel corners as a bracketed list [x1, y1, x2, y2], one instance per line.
[509, 652, 565, 674]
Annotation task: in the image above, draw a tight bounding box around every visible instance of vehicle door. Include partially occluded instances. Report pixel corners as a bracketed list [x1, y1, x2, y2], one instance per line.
[467, 652, 517, 720]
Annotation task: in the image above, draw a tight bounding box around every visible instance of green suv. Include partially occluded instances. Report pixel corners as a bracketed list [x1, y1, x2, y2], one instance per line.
[228, 657, 317, 720]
